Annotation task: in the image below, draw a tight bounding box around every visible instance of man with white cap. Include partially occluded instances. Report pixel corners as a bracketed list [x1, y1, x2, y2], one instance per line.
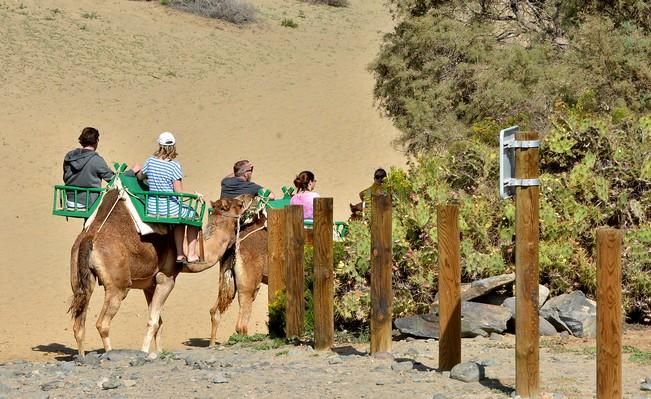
[220, 160, 275, 200]
[137, 131, 204, 264]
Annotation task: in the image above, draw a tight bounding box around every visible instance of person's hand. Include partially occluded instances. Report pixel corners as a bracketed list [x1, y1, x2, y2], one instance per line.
[195, 192, 205, 202]
[131, 162, 142, 173]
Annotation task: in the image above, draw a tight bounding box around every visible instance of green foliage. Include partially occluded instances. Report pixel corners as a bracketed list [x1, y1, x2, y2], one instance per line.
[165, 0, 256, 25]
[371, 1, 651, 154]
[281, 18, 298, 28]
[334, 107, 650, 326]
[623, 345, 651, 364]
[225, 333, 284, 350]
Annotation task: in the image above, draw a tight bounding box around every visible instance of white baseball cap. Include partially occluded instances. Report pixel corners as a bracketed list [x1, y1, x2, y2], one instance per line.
[158, 131, 176, 146]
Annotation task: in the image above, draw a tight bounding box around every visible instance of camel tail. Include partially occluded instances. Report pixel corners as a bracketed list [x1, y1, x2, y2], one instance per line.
[68, 236, 95, 318]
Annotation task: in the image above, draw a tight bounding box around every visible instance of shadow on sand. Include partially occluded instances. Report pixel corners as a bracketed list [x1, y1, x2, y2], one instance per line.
[183, 338, 211, 348]
[31, 343, 105, 361]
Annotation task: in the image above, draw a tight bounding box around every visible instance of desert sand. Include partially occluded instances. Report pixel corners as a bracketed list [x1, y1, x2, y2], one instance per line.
[0, 0, 405, 361]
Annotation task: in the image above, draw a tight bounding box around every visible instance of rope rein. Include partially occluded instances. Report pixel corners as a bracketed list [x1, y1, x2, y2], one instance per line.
[95, 188, 124, 234]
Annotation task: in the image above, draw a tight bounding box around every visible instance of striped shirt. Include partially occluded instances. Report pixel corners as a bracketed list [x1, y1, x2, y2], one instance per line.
[142, 156, 183, 216]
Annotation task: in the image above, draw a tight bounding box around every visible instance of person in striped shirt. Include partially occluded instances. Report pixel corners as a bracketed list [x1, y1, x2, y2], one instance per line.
[137, 132, 203, 264]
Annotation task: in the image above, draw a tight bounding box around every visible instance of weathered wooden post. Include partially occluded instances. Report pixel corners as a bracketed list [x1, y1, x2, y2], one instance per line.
[596, 228, 623, 399]
[515, 131, 540, 398]
[313, 198, 334, 350]
[437, 204, 461, 371]
[370, 192, 392, 354]
[285, 205, 305, 338]
[267, 208, 286, 305]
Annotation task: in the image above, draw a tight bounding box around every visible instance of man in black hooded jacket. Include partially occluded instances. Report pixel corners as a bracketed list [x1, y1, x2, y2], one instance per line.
[63, 127, 114, 208]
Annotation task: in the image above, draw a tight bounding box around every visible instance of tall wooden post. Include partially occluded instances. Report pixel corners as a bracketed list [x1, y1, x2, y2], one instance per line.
[515, 131, 540, 398]
[370, 193, 392, 354]
[596, 228, 623, 399]
[285, 205, 305, 338]
[437, 204, 461, 371]
[267, 208, 286, 305]
[313, 198, 334, 350]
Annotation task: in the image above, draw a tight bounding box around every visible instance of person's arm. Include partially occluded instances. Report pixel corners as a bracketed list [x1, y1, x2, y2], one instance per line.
[94, 156, 115, 182]
[173, 179, 183, 193]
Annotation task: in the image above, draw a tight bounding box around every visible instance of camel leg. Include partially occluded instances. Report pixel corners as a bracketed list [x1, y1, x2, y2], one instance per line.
[96, 287, 128, 353]
[72, 281, 95, 357]
[143, 288, 164, 353]
[235, 286, 260, 336]
[208, 295, 222, 347]
[141, 272, 175, 354]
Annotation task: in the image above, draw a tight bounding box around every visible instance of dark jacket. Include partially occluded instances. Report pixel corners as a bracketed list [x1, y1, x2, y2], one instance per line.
[220, 176, 263, 199]
[63, 149, 114, 206]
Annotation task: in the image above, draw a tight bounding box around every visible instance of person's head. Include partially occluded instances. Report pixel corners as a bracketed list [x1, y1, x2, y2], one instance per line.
[294, 170, 316, 192]
[234, 160, 254, 181]
[153, 131, 178, 161]
[374, 168, 387, 184]
[78, 127, 100, 149]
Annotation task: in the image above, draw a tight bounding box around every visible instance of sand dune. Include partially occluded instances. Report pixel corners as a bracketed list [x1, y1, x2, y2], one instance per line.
[0, 0, 404, 361]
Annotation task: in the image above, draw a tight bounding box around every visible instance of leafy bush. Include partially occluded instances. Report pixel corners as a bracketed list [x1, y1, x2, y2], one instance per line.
[166, 0, 255, 24]
[334, 107, 651, 326]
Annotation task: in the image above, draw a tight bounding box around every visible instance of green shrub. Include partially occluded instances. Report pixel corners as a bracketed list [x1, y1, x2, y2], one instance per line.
[280, 18, 298, 28]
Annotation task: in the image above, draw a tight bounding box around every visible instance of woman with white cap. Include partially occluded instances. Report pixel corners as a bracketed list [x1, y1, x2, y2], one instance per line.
[137, 131, 203, 264]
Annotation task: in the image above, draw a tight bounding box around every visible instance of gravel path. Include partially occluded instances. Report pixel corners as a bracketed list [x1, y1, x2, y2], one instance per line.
[1, 334, 650, 399]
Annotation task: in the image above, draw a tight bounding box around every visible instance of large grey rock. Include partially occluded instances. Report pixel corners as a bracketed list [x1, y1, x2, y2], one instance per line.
[540, 308, 573, 334]
[102, 349, 147, 362]
[396, 302, 511, 339]
[449, 362, 484, 382]
[539, 316, 557, 336]
[183, 351, 220, 369]
[541, 291, 597, 337]
[431, 274, 515, 309]
[538, 285, 551, 307]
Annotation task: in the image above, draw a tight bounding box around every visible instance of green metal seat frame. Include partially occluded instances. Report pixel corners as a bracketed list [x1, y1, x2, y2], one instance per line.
[52, 162, 206, 228]
[258, 186, 349, 238]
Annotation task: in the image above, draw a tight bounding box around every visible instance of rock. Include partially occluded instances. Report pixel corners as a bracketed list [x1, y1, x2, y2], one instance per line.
[327, 356, 343, 365]
[75, 353, 101, 366]
[539, 285, 550, 307]
[391, 361, 413, 372]
[129, 357, 146, 367]
[103, 349, 147, 362]
[396, 302, 511, 339]
[117, 379, 135, 388]
[460, 302, 512, 336]
[40, 380, 64, 391]
[641, 382, 651, 391]
[540, 308, 573, 335]
[432, 273, 515, 309]
[478, 359, 497, 367]
[541, 291, 597, 337]
[57, 361, 75, 372]
[539, 316, 557, 336]
[449, 362, 483, 382]
[101, 377, 121, 390]
[372, 352, 393, 360]
[183, 352, 219, 369]
[212, 372, 229, 384]
[489, 332, 503, 341]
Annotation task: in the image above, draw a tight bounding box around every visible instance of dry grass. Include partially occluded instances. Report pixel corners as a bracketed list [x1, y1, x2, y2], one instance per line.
[166, 0, 256, 24]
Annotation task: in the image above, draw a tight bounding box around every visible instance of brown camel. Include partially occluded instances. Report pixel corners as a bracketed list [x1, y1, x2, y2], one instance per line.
[68, 189, 249, 357]
[208, 208, 268, 347]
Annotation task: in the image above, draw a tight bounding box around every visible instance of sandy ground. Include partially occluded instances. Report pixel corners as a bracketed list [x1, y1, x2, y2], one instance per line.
[0, 0, 405, 362]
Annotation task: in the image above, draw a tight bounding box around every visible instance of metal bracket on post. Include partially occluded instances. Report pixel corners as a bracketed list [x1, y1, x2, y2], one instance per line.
[499, 126, 540, 199]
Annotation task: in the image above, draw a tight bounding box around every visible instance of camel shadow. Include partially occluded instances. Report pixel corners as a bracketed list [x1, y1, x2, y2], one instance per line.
[183, 338, 211, 348]
[31, 343, 101, 361]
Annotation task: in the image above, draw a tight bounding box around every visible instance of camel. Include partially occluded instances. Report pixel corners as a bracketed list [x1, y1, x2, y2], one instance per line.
[208, 210, 268, 347]
[68, 188, 250, 357]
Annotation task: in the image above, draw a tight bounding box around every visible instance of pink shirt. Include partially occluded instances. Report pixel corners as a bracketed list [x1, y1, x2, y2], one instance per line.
[290, 191, 320, 219]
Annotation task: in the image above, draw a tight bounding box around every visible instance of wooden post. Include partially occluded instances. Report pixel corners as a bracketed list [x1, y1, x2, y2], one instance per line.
[515, 131, 540, 398]
[285, 205, 305, 338]
[437, 204, 461, 371]
[267, 208, 286, 305]
[313, 198, 334, 350]
[370, 193, 392, 354]
[596, 228, 623, 399]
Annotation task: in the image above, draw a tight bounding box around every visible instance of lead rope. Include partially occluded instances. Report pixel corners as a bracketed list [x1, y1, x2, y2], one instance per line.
[234, 216, 243, 274]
